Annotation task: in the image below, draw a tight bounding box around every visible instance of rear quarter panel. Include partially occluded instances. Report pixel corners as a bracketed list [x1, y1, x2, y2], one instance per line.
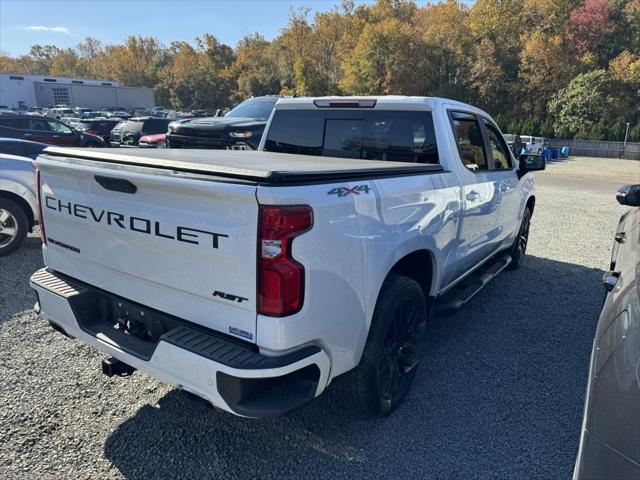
[256, 172, 462, 376]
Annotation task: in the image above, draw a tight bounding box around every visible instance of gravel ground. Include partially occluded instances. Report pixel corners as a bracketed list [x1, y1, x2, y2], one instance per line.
[0, 156, 638, 479]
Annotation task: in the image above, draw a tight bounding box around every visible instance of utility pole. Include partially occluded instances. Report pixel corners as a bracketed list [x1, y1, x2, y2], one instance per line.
[622, 122, 630, 159]
[623, 122, 630, 145]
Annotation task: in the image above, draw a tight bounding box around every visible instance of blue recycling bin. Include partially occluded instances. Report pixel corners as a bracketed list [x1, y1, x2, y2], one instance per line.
[561, 146, 570, 157]
[551, 148, 559, 159]
[542, 147, 550, 160]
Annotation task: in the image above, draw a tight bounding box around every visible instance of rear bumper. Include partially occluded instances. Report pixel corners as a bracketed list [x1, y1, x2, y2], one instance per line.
[30, 268, 330, 417]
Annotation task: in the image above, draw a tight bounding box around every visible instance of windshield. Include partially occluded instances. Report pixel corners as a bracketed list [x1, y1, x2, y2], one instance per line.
[226, 98, 278, 120]
[264, 109, 439, 164]
[122, 120, 144, 133]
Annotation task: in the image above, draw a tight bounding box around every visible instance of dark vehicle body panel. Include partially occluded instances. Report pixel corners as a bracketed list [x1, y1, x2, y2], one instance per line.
[166, 96, 278, 150]
[0, 138, 48, 159]
[41, 147, 444, 184]
[110, 117, 171, 147]
[574, 199, 640, 479]
[75, 119, 120, 144]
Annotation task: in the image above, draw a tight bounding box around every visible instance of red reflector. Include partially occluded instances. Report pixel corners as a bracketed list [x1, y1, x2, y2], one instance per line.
[35, 168, 46, 244]
[257, 206, 313, 317]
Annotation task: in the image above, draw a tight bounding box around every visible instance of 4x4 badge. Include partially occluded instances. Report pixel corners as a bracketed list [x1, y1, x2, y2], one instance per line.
[327, 185, 371, 197]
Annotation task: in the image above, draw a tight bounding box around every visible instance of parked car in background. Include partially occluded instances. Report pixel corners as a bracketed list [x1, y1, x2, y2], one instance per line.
[138, 133, 167, 148]
[73, 107, 93, 118]
[0, 114, 105, 147]
[503, 133, 525, 155]
[26, 107, 45, 116]
[520, 136, 548, 154]
[75, 119, 120, 144]
[60, 117, 82, 127]
[0, 153, 37, 256]
[99, 108, 131, 119]
[0, 138, 48, 159]
[573, 184, 640, 480]
[46, 107, 74, 120]
[166, 96, 279, 150]
[109, 117, 171, 147]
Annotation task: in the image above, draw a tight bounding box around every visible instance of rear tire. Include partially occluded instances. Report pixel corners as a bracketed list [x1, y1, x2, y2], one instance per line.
[332, 274, 427, 419]
[508, 207, 531, 270]
[0, 198, 28, 257]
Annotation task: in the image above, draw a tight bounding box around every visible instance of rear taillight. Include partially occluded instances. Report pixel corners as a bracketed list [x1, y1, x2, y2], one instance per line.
[87, 129, 99, 135]
[35, 168, 46, 244]
[257, 205, 313, 317]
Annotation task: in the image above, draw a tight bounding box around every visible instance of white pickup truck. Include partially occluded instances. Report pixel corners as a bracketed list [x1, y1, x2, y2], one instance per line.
[30, 96, 545, 419]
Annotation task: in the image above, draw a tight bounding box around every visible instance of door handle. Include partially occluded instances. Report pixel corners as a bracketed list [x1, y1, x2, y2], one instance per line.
[615, 232, 626, 243]
[466, 191, 480, 201]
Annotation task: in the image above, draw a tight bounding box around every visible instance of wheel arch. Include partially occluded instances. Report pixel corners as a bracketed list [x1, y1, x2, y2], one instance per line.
[387, 249, 437, 313]
[526, 195, 535, 214]
[0, 190, 35, 230]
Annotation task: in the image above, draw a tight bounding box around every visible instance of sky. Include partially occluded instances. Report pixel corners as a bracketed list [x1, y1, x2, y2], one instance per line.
[0, 0, 457, 56]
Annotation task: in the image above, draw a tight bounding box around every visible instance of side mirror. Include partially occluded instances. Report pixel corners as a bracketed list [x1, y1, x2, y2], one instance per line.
[616, 184, 640, 207]
[517, 154, 546, 178]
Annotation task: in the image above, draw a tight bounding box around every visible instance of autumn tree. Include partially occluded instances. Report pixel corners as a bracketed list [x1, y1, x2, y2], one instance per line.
[416, 0, 470, 98]
[340, 17, 428, 95]
[101, 36, 168, 87]
[228, 33, 279, 102]
[566, 0, 615, 61]
[519, 32, 573, 115]
[273, 8, 315, 95]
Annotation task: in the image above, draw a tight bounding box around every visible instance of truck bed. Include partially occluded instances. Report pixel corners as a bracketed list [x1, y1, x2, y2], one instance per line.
[41, 147, 444, 184]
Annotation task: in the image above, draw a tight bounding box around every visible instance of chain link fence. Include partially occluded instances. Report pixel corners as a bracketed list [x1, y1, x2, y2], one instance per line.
[548, 139, 640, 160]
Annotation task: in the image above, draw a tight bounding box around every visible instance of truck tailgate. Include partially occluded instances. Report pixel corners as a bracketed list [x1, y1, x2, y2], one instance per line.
[36, 154, 259, 342]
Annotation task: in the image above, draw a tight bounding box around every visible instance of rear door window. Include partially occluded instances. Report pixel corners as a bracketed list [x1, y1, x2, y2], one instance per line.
[0, 117, 27, 129]
[264, 110, 439, 164]
[482, 121, 513, 170]
[143, 119, 169, 134]
[28, 118, 51, 131]
[449, 112, 487, 172]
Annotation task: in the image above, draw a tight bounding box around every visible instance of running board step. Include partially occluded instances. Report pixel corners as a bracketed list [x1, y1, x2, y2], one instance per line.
[435, 253, 512, 316]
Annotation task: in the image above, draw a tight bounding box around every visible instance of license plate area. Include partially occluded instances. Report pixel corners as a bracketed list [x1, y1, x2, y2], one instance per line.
[71, 292, 179, 359]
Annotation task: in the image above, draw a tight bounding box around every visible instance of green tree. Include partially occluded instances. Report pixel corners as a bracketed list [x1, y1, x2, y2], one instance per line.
[548, 69, 613, 137]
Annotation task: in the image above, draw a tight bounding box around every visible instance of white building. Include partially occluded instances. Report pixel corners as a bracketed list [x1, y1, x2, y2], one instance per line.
[0, 73, 155, 110]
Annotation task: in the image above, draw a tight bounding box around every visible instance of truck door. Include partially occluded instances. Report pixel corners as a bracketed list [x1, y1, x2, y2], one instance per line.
[480, 118, 520, 248]
[446, 110, 503, 280]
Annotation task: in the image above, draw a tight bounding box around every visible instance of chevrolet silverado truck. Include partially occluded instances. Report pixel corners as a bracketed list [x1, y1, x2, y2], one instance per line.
[30, 96, 545, 419]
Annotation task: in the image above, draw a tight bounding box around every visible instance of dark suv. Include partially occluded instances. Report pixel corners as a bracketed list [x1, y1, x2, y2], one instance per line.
[75, 119, 121, 144]
[110, 117, 171, 147]
[0, 114, 105, 147]
[166, 96, 279, 150]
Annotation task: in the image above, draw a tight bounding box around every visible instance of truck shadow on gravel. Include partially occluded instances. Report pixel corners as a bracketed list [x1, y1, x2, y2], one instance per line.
[0, 235, 43, 323]
[104, 255, 603, 480]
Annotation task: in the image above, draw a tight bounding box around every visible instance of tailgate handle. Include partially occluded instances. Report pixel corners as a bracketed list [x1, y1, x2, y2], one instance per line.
[95, 175, 137, 194]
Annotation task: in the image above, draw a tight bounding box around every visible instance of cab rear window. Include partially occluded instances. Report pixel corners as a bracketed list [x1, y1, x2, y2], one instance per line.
[264, 110, 439, 164]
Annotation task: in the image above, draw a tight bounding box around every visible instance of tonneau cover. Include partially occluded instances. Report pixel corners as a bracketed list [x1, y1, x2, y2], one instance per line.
[42, 147, 443, 184]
